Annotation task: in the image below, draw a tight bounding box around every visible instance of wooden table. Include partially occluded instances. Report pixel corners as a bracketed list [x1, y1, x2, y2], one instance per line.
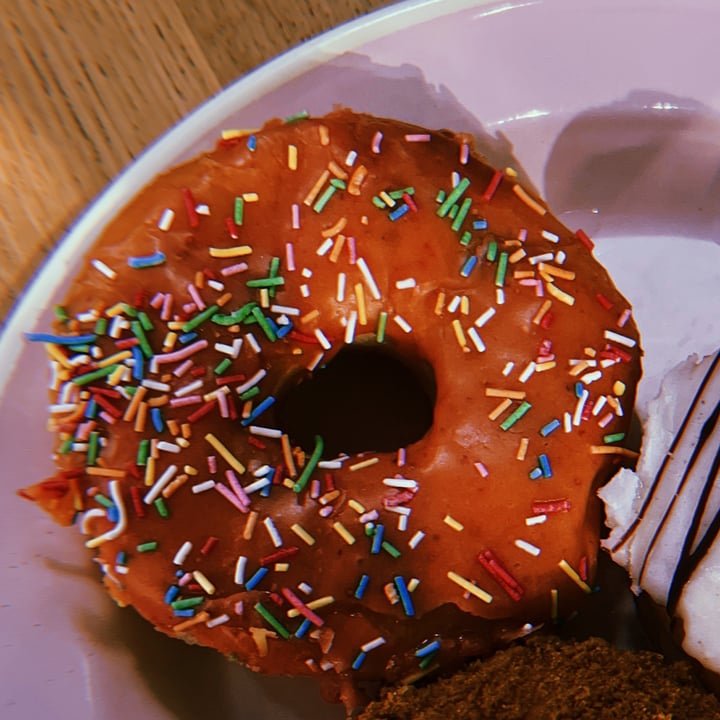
[0, 0, 394, 323]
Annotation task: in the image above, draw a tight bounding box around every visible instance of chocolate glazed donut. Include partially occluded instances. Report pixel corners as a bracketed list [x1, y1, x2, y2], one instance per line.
[20, 110, 641, 711]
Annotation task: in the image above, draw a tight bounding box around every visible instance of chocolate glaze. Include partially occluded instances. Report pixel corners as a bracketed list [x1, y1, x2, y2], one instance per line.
[20, 110, 641, 710]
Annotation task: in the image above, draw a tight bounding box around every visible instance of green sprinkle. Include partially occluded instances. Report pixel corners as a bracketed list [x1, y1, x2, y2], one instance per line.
[182, 304, 220, 333]
[448, 204, 458, 219]
[214, 357, 232, 375]
[131, 320, 154, 358]
[211, 302, 257, 326]
[54, 305, 69, 322]
[136, 541, 159, 553]
[382, 541, 402, 558]
[138, 311, 154, 332]
[364, 524, 376, 537]
[93, 493, 113, 509]
[293, 435, 324, 493]
[495, 252, 509, 287]
[171, 596, 205, 610]
[419, 650, 439, 669]
[436, 189, 446, 203]
[604, 432, 626, 444]
[486, 240, 498, 262]
[71, 364, 118, 386]
[59, 438, 73, 454]
[460, 231, 472, 247]
[376, 311, 388, 343]
[68, 344, 91, 353]
[451, 197, 473, 232]
[137, 439, 150, 466]
[389, 187, 415, 199]
[246, 276, 285, 289]
[500, 401, 532, 431]
[284, 110, 309, 123]
[313, 184, 337, 213]
[154, 497, 169, 518]
[254, 602, 291, 639]
[372, 196, 387, 209]
[437, 177, 470, 218]
[94, 317, 108, 335]
[87, 431, 100, 466]
[234, 196, 244, 226]
[122, 303, 138, 318]
[329, 178, 347, 190]
[239, 385, 260, 401]
[268, 256, 281, 298]
[251, 305, 277, 342]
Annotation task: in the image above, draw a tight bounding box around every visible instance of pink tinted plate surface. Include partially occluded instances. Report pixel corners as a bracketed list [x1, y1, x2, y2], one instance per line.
[2, 0, 720, 718]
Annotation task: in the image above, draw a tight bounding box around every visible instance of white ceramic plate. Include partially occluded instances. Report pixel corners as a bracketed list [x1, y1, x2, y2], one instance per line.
[3, 0, 720, 717]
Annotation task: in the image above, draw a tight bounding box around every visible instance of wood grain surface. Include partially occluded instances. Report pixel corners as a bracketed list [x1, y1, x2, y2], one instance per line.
[0, 0, 394, 323]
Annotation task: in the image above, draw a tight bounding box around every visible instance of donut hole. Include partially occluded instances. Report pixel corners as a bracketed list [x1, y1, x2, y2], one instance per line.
[274, 341, 436, 458]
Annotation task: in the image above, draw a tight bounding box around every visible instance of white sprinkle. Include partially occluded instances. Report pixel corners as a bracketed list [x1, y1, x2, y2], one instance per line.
[474, 461, 489, 477]
[496, 288, 505, 305]
[460, 141, 470, 165]
[398, 514, 409, 531]
[515, 539, 541, 556]
[344, 310, 358, 344]
[541, 230, 560, 243]
[49, 403, 78, 414]
[395, 278, 417, 290]
[253, 464, 272, 478]
[195, 203, 210, 216]
[143, 465, 178, 505]
[361, 636, 387, 652]
[234, 555, 247, 585]
[563, 411, 573, 433]
[235, 369, 267, 395]
[91, 259, 117, 280]
[528, 252, 555, 265]
[604, 329, 637, 348]
[244, 477, 271, 494]
[581, 370, 603, 385]
[264, 517, 283, 547]
[526, 515, 547, 526]
[298, 582, 313, 595]
[245, 333, 261, 353]
[518, 361, 536, 383]
[451, 171, 461, 187]
[306, 352, 324, 372]
[573, 388, 590, 426]
[393, 314, 413, 333]
[502, 361, 515, 376]
[474, 307, 496, 327]
[336, 272, 347, 302]
[208, 279, 224, 292]
[443, 514, 464, 531]
[191, 479, 216, 494]
[371, 131, 383, 153]
[318, 460, 343, 469]
[248, 425, 283, 438]
[291, 203, 300, 229]
[206, 614, 230, 628]
[156, 441, 181, 454]
[345, 150, 358, 166]
[556, 250, 567, 264]
[467, 327, 486, 352]
[592, 396, 608, 416]
[357, 257, 382, 300]
[385, 505, 411, 516]
[157, 208, 175, 231]
[382, 477, 418, 489]
[447, 295, 462, 313]
[300, 284, 310, 297]
[409, 531, 426, 549]
[316, 238, 334, 256]
[271, 304, 300, 316]
[314, 328, 332, 350]
[142, 379, 171, 392]
[172, 541, 193, 565]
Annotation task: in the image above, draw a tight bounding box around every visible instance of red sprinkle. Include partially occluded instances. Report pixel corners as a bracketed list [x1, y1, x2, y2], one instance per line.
[324, 473, 335, 492]
[269, 591, 285, 607]
[259, 546, 300, 566]
[191, 366, 207, 377]
[224, 217, 240, 239]
[281, 586, 325, 626]
[91, 393, 123, 418]
[289, 330, 321, 345]
[227, 393, 238, 421]
[217, 373, 246, 385]
[248, 435, 266, 450]
[86, 386, 123, 399]
[596, 293, 614, 310]
[186, 400, 216, 424]
[481, 169, 503, 203]
[579, 555, 589, 582]
[576, 229, 595, 250]
[273, 465, 284, 485]
[477, 549, 524, 601]
[200, 536, 219, 555]
[129, 486, 145, 518]
[383, 490, 415, 508]
[532, 498, 571, 514]
[202, 268, 219, 281]
[540, 311, 554, 329]
[114, 337, 141, 350]
[403, 192, 418, 212]
[182, 188, 200, 228]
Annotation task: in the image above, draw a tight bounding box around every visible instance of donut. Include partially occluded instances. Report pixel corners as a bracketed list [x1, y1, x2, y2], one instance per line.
[20, 109, 642, 710]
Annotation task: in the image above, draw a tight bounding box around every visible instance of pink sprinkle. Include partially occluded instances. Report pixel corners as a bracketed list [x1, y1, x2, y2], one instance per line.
[598, 412, 615, 428]
[347, 236, 357, 265]
[319, 505, 333, 518]
[173, 358, 194, 378]
[517, 228, 528, 242]
[404, 133, 431, 142]
[474, 461, 489, 477]
[99, 411, 116, 425]
[154, 340, 208, 370]
[310, 478, 321, 499]
[182, 302, 197, 315]
[169, 395, 202, 408]
[234, 600, 244, 615]
[460, 142, 470, 165]
[291, 203, 300, 229]
[371, 131, 383, 154]
[217, 391, 230, 418]
[214, 482, 249, 513]
[187, 283, 206, 311]
[617, 308, 632, 328]
[285, 242, 296, 272]
[178, 572, 193, 587]
[220, 262, 249, 277]
[397, 448, 407, 467]
[161, 293, 173, 321]
[150, 292, 164, 309]
[226, 470, 251, 507]
[206, 456, 216, 473]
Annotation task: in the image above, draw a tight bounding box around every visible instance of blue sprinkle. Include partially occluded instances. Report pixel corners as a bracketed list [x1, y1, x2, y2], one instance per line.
[106, 506, 119, 523]
[538, 453, 553, 478]
[245, 566, 269, 591]
[529, 467, 543, 480]
[150, 407, 164, 433]
[241, 395, 276, 427]
[394, 576, 415, 617]
[295, 618, 312, 638]
[354, 574, 370, 599]
[388, 203, 410, 221]
[85, 397, 98, 419]
[540, 419, 561, 437]
[276, 321, 294, 339]
[247, 134, 257, 151]
[116, 551, 127, 566]
[371, 524, 384, 554]
[173, 609, 196, 618]
[164, 585, 181, 604]
[25, 332, 97, 345]
[131, 345, 144, 381]
[575, 381, 584, 398]
[127, 251, 166, 269]
[473, 219, 488, 230]
[176, 569, 185, 578]
[178, 332, 199, 344]
[415, 639, 441, 658]
[460, 255, 478, 278]
[352, 651, 367, 670]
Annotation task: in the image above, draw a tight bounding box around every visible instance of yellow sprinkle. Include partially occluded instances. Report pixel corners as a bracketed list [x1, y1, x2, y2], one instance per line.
[348, 165, 368, 196]
[192, 570, 216, 595]
[434, 291, 446, 316]
[613, 380, 626, 396]
[537, 262, 576, 281]
[329, 234, 346, 263]
[590, 445, 639, 459]
[378, 190, 395, 207]
[569, 360, 591, 376]
[558, 559, 593, 594]
[513, 184, 547, 215]
[443, 515, 464, 532]
[584, 347, 597, 358]
[532, 299, 553, 326]
[287, 144, 298, 170]
[107, 364, 126, 386]
[221, 128, 257, 139]
[451, 319, 469, 352]
[162, 331, 178, 351]
[85, 467, 126, 478]
[551, 588, 559, 622]
[242, 192, 259, 202]
[95, 350, 132, 369]
[513, 270, 535, 279]
[485, 388, 527, 400]
[287, 595, 334, 618]
[516, 437, 529, 461]
[327, 160, 348, 180]
[321, 216, 347, 238]
[545, 281, 575, 306]
[354, 283, 368, 326]
[348, 499, 366, 514]
[505, 166, 518, 178]
[173, 611, 210, 633]
[301, 309, 320, 325]
[319, 125, 330, 146]
[259, 288, 270, 308]
[290, 523, 316, 546]
[447, 571, 493, 604]
[349, 457, 379, 472]
[144, 455, 156, 487]
[176, 437, 190, 449]
[333, 521, 356, 545]
[535, 360, 557, 372]
[488, 397, 513, 421]
[508, 248, 527, 264]
[184, 464, 198, 476]
[167, 320, 184, 331]
[205, 433, 246, 475]
[281, 434, 297, 478]
[460, 295, 470, 315]
[243, 511, 259, 540]
[46, 343, 72, 369]
[282, 478, 295, 489]
[303, 169, 330, 206]
[105, 302, 127, 318]
[209, 245, 253, 258]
